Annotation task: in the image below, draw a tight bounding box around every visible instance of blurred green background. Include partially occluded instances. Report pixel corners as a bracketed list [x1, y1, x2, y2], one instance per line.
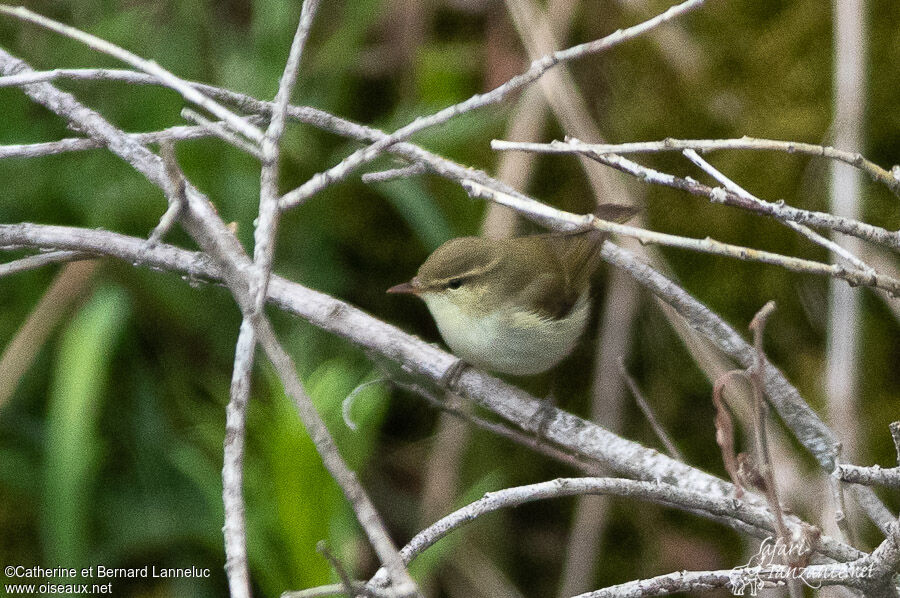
[0, 0, 898, 596]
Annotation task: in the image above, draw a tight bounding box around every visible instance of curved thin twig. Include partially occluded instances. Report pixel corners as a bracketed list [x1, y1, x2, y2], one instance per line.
[492, 138, 900, 252]
[493, 136, 900, 198]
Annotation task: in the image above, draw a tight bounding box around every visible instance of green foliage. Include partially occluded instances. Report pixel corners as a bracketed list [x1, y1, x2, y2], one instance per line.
[244, 359, 389, 595]
[43, 285, 131, 571]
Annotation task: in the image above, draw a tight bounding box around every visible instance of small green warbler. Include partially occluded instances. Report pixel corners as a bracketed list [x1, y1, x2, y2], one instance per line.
[389, 205, 637, 376]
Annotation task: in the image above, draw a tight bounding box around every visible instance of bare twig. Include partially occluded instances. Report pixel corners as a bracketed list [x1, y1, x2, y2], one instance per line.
[892, 422, 900, 465]
[222, 9, 324, 592]
[829, 474, 855, 544]
[222, 6, 324, 592]
[682, 149, 874, 273]
[149, 141, 186, 245]
[575, 519, 900, 597]
[492, 136, 900, 198]
[460, 179, 900, 295]
[363, 476, 877, 594]
[256, 320, 420, 597]
[0, 250, 91, 277]
[0, 66, 161, 87]
[394, 380, 605, 476]
[181, 108, 264, 159]
[277, 0, 705, 210]
[0, 118, 266, 159]
[836, 464, 900, 489]
[618, 359, 683, 461]
[846, 485, 898, 537]
[155, 141, 253, 598]
[492, 138, 900, 252]
[223, 319, 255, 598]
[253, 0, 321, 313]
[317, 542, 362, 598]
[282, 584, 353, 598]
[361, 163, 428, 183]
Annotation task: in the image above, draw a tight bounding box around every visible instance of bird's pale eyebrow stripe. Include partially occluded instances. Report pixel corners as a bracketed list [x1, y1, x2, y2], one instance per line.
[430, 256, 503, 288]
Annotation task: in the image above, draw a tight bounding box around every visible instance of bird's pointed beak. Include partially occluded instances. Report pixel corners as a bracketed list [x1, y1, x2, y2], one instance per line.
[387, 278, 421, 295]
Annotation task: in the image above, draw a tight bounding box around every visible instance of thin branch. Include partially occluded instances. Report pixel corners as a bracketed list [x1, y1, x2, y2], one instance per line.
[836, 464, 900, 489]
[317, 542, 362, 598]
[363, 476, 875, 594]
[149, 141, 186, 245]
[492, 138, 900, 252]
[892, 422, 900, 465]
[254, 0, 321, 313]
[618, 359, 684, 461]
[573, 519, 900, 597]
[276, 0, 705, 210]
[282, 584, 351, 598]
[255, 320, 420, 597]
[223, 6, 324, 590]
[460, 179, 900, 295]
[829, 473, 856, 544]
[283, 580, 391, 598]
[682, 149, 875, 273]
[0, 5, 265, 143]
[0, 250, 90, 277]
[156, 142, 252, 598]
[494, 135, 900, 198]
[224, 9, 324, 591]
[0, 66, 160, 87]
[181, 108, 264, 159]
[846, 485, 898, 538]
[361, 163, 428, 183]
[0, 118, 266, 159]
[223, 319, 255, 598]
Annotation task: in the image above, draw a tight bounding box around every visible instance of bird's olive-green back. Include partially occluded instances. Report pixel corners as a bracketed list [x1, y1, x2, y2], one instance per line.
[416, 229, 607, 320]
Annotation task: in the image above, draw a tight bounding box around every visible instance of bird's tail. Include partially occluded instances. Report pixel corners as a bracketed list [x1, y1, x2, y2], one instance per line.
[563, 203, 640, 289]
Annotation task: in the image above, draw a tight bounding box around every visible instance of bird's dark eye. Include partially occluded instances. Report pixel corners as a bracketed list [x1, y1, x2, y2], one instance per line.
[447, 278, 463, 290]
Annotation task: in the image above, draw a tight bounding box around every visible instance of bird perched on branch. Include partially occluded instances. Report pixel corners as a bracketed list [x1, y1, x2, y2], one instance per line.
[389, 204, 638, 379]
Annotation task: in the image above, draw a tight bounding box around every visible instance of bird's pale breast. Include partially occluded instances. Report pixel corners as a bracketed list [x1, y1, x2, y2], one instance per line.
[422, 291, 590, 375]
